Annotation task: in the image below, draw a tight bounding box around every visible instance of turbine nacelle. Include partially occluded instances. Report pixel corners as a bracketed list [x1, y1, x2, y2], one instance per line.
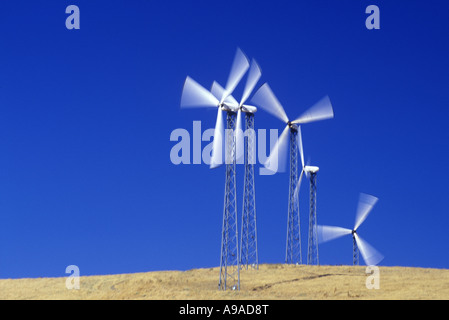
[304, 165, 319, 173]
[241, 105, 257, 114]
[220, 102, 239, 113]
[287, 121, 299, 132]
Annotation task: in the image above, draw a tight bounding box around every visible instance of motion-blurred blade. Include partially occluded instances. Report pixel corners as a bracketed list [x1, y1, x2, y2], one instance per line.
[225, 95, 239, 111]
[293, 169, 304, 202]
[317, 225, 352, 243]
[235, 108, 244, 163]
[354, 193, 379, 231]
[181, 76, 219, 108]
[297, 126, 305, 169]
[222, 48, 249, 103]
[240, 59, 262, 106]
[291, 95, 334, 124]
[211, 81, 225, 100]
[304, 156, 311, 179]
[211, 81, 239, 110]
[354, 234, 384, 266]
[210, 108, 224, 169]
[250, 83, 289, 124]
[316, 225, 352, 243]
[263, 125, 289, 174]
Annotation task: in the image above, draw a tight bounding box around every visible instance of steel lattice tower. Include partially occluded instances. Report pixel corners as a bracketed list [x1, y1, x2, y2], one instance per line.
[219, 111, 240, 290]
[285, 128, 302, 264]
[307, 171, 319, 265]
[240, 113, 258, 270]
[352, 233, 359, 265]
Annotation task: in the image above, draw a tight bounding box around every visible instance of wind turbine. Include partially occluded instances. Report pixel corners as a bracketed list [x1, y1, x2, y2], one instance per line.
[210, 59, 262, 270]
[251, 83, 334, 264]
[294, 127, 320, 265]
[317, 193, 384, 266]
[180, 48, 249, 291]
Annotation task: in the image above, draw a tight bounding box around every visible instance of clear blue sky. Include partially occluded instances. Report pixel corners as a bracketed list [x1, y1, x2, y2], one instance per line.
[0, 0, 448, 278]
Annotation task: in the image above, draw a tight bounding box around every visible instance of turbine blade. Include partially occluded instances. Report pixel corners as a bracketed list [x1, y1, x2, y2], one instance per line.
[222, 48, 250, 103]
[293, 169, 304, 202]
[211, 81, 225, 100]
[291, 95, 334, 124]
[211, 81, 239, 110]
[297, 125, 305, 169]
[250, 83, 289, 124]
[181, 76, 219, 108]
[240, 59, 262, 106]
[264, 125, 290, 174]
[235, 108, 244, 163]
[317, 225, 352, 243]
[354, 234, 384, 266]
[354, 193, 379, 231]
[210, 108, 224, 169]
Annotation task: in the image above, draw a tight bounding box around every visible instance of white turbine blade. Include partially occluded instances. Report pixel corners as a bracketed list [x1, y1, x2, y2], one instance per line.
[181, 76, 219, 108]
[293, 169, 304, 202]
[297, 125, 305, 169]
[264, 125, 290, 174]
[211, 81, 225, 100]
[225, 95, 239, 111]
[210, 108, 224, 169]
[211, 81, 239, 110]
[291, 95, 334, 124]
[317, 225, 352, 244]
[251, 83, 289, 124]
[354, 193, 379, 231]
[240, 59, 262, 106]
[222, 48, 250, 103]
[317, 225, 352, 243]
[354, 234, 384, 266]
[235, 108, 244, 163]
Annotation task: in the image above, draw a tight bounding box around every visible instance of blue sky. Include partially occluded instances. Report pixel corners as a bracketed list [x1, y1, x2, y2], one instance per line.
[0, 0, 448, 278]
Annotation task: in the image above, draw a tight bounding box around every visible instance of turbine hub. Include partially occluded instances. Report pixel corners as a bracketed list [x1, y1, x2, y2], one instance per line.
[288, 122, 298, 131]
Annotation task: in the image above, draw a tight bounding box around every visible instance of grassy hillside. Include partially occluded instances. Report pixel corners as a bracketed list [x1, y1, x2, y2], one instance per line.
[0, 264, 448, 300]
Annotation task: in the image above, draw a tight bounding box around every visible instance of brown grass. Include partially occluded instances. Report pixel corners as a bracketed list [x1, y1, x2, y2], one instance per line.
[0, 264, 448, 300]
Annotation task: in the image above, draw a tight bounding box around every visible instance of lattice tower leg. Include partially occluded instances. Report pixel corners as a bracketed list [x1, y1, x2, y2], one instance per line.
[219, 111, 240, 290]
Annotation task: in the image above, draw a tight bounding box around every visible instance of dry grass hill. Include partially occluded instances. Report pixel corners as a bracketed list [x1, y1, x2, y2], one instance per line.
[0, 264, 448, 300]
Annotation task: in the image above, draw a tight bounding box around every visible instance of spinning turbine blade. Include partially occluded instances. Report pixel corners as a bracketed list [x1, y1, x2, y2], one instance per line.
[292, 95, 334, 124]
[354, 234, 384, 266]
[264, 125, 290, 173]
[293, 169, 304, 202]
[181, 76, 219, 108]
[235, 108, 244, 163]
[297, 126, 305, 169]
[222, 48, 250, 103]
[211, 81, 225, 100]
[211, 81, 238, 110]
[251, 83, 289, 124]
[210, 108, 224, 169]
[354, 193, 379, 231]
[240, 59, 262, 106]
[317, 225, 352, 243]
